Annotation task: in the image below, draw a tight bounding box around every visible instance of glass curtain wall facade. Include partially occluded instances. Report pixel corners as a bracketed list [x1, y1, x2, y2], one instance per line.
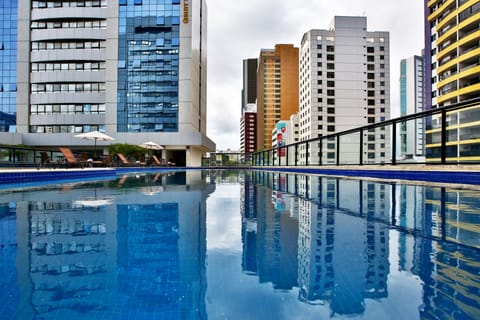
[0, 0, 17, 132]
[117, 0, 180, 133]
[398, 56, 425, 161]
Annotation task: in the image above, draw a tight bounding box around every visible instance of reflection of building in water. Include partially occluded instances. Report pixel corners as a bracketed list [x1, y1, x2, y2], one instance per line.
[0, 202, 18, 316]
[396, 185, 426, 274]
[245, 171, 300, 279]
[426, 187, 480, 249]
[296, 176, 390, 315]
[241, 172, 258, 275]
[251, 171, 390, 314]
[255, 179, 299, 290]
[417, 187, 480, 319]
[5, 171, 212, 319]
[10, 183, 118, 319]
[116, 171, 211, 319]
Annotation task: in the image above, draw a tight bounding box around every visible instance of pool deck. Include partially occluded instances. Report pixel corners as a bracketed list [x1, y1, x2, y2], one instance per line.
[0, 165, 479, 186]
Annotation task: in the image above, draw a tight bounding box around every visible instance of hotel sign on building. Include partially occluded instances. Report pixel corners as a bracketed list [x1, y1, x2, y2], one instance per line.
[183, 0, 189, 23]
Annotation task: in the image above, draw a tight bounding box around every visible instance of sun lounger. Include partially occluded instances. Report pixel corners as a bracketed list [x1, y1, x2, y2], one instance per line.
[117, 153, 145, 167]
[59, 147, 87, 168]
[37, 151, 60, 169]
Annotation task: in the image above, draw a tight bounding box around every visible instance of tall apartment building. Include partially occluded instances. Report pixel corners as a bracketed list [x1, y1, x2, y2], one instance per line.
[256, 44, 299, 151]
[15, 0, 214, 166]
[398, 55, 425, 161]
[241, 58, 257, 115]
[0, 0, 17, 132]
[240, 58, 258, 155]
[425, 0, 480, 162]
[299, 17, 390, 165]
[240, 103, 257, 155]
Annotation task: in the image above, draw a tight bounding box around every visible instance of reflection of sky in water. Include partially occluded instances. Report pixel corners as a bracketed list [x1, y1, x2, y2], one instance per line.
[0, 170, 478, 319]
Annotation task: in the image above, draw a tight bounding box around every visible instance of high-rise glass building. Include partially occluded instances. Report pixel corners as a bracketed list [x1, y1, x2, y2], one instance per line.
[425, 0, 480, 162]
[0, 0, 17, 132]
[398, 55, 425, 161]
[15, 0, 214, 166]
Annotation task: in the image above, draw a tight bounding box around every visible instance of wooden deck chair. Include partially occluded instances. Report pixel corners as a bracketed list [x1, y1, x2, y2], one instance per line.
[151, 155, 164, 166]
[59, 147, 86, 168]
[117, 153, 144, 166]
[37, 151, 58, 169]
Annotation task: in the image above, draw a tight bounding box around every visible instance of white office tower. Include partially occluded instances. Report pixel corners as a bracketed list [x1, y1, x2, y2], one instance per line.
[299, 16, 390, 165]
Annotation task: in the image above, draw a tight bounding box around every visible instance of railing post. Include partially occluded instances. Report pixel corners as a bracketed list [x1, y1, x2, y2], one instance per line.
[336, 135, 340, 166]
[319, 139, 322, 166]
[306, 142, 309, 166]
[295, 144, 298, 166]
[392, 121, 396, 165]
[359, 129, 363, 165]
[441, 109, 447, 164]
[285, 146, 288, 166]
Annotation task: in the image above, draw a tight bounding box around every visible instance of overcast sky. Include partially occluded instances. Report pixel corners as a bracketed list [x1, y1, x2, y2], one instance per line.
[206, 0, 425, 151]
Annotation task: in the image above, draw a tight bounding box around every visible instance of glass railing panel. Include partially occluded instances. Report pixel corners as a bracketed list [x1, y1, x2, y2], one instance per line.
[308, 140, 321, 166]
[321, 136, 337, 165]
[362, 124, 391, 165]
[339, 132, 360, 165]
[298, 143, 308, 166]
[287, 145, 296, 166]
[456, 104, 480, 163]
[396, 117, 426, 163]
[425, 111, 442, 163]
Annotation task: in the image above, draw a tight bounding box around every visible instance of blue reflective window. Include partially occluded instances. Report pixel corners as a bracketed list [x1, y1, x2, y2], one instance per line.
[134, 0, 142, 4]
[119, 0, 127, 5]
[0, 0, 17, 132]
[117, 0, 180, 133]
[172, 0, 180, 4]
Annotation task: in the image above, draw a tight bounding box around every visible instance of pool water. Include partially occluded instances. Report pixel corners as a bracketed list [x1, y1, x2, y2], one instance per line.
[0, 170, 479, 319]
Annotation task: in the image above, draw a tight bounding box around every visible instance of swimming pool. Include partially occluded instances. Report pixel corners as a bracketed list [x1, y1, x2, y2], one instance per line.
[0, 170, 478, 319]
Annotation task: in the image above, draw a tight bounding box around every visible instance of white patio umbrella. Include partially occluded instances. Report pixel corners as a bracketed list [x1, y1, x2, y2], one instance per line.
[138, 141, 163, 150]
[73, 187, 114, 208]
[139, 141, 164, 162]
[74, 131, 115, 157]
[74, 198, 113, 208]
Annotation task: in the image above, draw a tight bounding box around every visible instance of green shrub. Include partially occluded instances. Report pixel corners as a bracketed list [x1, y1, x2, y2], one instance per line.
[108, 143, 144, 159]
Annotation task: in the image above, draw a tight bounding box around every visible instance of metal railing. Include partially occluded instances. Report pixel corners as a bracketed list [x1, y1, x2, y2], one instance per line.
[251, 97, 480, 167]
[0, 146, 64, 168]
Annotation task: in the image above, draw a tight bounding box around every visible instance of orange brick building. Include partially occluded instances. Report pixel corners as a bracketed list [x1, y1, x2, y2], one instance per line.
[256, 44, 299, 151]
